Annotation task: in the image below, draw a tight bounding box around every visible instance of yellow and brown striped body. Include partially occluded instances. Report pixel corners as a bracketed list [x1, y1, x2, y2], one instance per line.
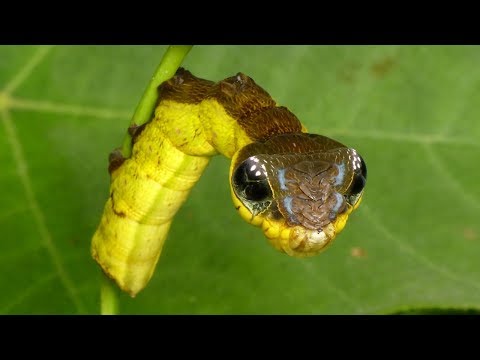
[91, 69, 366, 297]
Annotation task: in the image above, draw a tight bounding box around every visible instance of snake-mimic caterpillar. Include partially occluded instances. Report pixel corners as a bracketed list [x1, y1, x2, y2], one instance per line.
[91, 68, 367, 297]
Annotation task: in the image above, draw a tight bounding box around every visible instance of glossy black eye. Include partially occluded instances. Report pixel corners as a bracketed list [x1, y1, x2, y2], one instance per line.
[349, 173, 366, 195]
[244, 182, 270, 201]
[232, 156, 272, 202]
[347, 153, 367, 196]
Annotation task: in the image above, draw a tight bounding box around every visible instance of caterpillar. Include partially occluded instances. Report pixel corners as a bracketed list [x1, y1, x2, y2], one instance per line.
[91, 68, 367, 297]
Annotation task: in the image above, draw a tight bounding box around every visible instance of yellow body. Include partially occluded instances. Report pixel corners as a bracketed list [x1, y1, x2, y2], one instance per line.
[91, 98, 259, 296]
[92, 73, 363, 297]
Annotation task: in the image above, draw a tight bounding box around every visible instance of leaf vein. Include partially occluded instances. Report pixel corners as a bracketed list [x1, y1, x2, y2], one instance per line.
[302, 261, 362, 313]
[325, 128, 479, 148]
[1, 272, 57, 314]
[423, 143, 480, 210]
[1, 109, 86, 313]
[0, 205, 29, 223]
[362, 204, 480, 291]
[2, 46, 54, 94]
[9, 97, 132, 120]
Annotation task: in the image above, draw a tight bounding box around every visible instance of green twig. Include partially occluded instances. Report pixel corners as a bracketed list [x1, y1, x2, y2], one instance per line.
[121, 45, 193, 158]
[99, 45, 193, 315]
[100, 274, 119, 315]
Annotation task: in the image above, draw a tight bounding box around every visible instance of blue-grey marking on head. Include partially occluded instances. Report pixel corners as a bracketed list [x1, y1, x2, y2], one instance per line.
[282, 196, 298, 223]
[334, 163, 345, 186]
[332, 192, 344, 214]
[277, 168, 288, 190]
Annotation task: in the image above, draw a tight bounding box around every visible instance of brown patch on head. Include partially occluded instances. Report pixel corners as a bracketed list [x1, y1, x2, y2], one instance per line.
[231, 134, 353, 229]
[350, 247, 367, 258]
[233, 133, 348, 172]
[463, 227, 477, 241]
[277, 160, 346, 230]
[231, 134, 361, 234]
[371, 56, 396, 78]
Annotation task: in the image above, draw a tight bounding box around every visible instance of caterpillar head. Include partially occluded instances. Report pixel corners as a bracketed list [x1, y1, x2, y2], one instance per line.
[230, 133, 367, 257]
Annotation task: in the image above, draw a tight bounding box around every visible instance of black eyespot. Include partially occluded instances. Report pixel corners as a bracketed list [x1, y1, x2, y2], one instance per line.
[232, 156, 272, 202]
[347, 154, 367, 196]
[359, 156, 367, 180]
[349, 173, 366, 195]
[244, 182, 271, 201]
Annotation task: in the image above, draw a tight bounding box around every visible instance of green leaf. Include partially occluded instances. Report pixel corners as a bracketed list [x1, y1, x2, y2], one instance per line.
[1, 45, 479, 314]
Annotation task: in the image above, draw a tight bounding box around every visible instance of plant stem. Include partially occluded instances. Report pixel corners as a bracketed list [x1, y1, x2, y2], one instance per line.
[99, 45, 193, 315]
[100, 274, 119, 315]
[121, 45, 193, 158]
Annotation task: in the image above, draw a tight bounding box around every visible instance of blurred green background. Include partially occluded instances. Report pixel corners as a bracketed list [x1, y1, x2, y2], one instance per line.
[0, 45, 479, 314]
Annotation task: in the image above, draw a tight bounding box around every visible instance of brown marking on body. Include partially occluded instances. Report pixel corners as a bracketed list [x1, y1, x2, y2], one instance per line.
[238, 106, 303, 142]
[110, 191, 127, 218]
[128, 122, 148, 144]
[211, 73, 302, 141]
[158, 68, 302, 142]
[108, 148, 126, 175]
[158, 67, 215, 105]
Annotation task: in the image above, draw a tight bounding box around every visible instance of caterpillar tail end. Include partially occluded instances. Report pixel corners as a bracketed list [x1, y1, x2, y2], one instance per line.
[91, 232, 144, 298]
[91, 237, 140, 299]
[90, 200, 171, 298]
